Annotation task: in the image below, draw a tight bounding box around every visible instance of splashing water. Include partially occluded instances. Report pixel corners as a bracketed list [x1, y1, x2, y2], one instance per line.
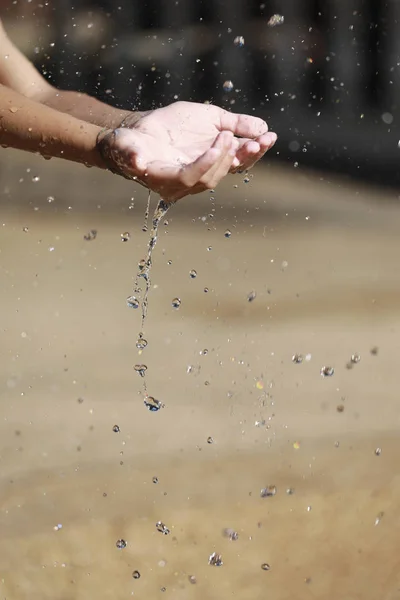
[128, 196, 171, 402]
[135, 198, 170, 332]
[142, 190, 152, 233]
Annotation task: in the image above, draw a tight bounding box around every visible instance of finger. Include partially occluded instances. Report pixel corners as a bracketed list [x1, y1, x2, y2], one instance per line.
[218, 110, 270, 139]
[230, 132, 277, 173]
[172, 135, 238, 200]
[144, 146, 223, 201]
[177, 146, 222, 187]
[202, 137, 238, 188]
[197, 131, 236, 187]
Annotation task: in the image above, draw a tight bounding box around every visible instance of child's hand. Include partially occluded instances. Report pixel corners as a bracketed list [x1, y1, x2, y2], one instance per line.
[97, 101, 277, 202]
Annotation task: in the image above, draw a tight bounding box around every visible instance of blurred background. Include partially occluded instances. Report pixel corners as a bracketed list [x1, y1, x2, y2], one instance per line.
[2, 2, 400, 600]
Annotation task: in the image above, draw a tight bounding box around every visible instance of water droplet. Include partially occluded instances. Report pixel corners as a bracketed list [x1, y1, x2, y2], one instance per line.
[204, 287, 209, 293]
[47, 196, 55, 203]
[247, 291, 257, 302]
[267, 13, 284, 26]
[207, 246, 212, 251]
[134, 364, 148, 377]
[84, 229, 97, 241]
[156, 521, 170, 535]
[374, 511, 384, 526]
[160, 587, 166, 592]
[207, 436, 214, 444]
[144, 396, 163, 411]
[223, 528, 238, 541]
[243, 176, 250, 183]
[32, 175, 40, 182]
[189, 269, 197, 279]
[132, 570, 141, 579]
[188, 575, 197, 584]
[261, 563, 271, 571]
[223, 80, 234, 92]
[116, 539, 127, 549]
[208, 552, 223, 566]
[351, 354, 361, 363]
[233, 35, 245, 47]
[136, 334, 148, 350]
[172, 297, 181, 309]
[224, 229, 232, 238]
[375, 447, 382, 456]
[292, 354, 303, 364]
[127, 296, 139, 309]
[260, 485, 277, 498]
[22, 226, 29, 232]
[152, 476, 159, 484]
[138, 258, 147, 272]
[200, 349, 208, 356]
[121, 231, 130, 242]
[321, 366, 334, 377]
[112, 424, 120, 433]
[286, 487, 295, 495]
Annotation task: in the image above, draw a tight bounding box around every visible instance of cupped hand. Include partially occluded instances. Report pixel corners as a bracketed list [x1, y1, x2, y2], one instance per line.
[98, 101, 277, 202]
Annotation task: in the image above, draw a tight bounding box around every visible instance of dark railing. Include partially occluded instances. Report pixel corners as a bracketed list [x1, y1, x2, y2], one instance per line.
[4, 1, 400, 186]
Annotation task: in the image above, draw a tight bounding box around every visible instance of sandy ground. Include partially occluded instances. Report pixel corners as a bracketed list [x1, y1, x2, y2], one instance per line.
[1, 150, 400, 599]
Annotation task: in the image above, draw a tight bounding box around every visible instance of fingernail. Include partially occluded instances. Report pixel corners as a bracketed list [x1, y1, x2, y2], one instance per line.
[268, 132, 278, 144]
[232, 157, 240, 168]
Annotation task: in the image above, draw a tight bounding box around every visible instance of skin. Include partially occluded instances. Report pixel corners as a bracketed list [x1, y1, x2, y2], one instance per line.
[0, 18, 277, 201]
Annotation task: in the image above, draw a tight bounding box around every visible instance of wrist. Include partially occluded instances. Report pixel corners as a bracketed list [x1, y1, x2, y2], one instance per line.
[118, 110, 151, 129]
[95, 126, 149, 188]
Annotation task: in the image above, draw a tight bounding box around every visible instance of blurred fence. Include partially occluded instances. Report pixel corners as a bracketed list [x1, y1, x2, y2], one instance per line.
[3, 0, 400, 186]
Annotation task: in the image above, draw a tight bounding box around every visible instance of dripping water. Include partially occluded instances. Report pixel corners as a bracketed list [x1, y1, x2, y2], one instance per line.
[131, 196, 170, 400]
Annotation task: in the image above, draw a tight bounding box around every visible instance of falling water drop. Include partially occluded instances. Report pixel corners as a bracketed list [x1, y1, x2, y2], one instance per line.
[144, 396, 164, 412]
[127, 296, 139, 309]
[136, 334, 148, 350]
[208, 552, 223, 566]
[260, 485, 277, 498]
[134, 364, 148, 377]
[223, 80, 234, 92]
[233, 35, 245, 47]
[320, 366, 334, 377]
[156, 521, 170, 535]
[267, 14, 284, 26]
[172, 297, 181, 309]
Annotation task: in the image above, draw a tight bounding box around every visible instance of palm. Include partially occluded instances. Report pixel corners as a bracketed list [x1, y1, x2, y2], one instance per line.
[136, 103, 222, 163]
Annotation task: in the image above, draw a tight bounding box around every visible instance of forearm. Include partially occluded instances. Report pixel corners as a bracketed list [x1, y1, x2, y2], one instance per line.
[0, 84, 106, 168]
[39, 88, 136, 129]
[0, 18, 138, 130]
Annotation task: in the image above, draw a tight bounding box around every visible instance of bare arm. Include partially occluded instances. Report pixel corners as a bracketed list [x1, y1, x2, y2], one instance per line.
[0, 18, 135, 128]
[0, 83, 106, 167]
